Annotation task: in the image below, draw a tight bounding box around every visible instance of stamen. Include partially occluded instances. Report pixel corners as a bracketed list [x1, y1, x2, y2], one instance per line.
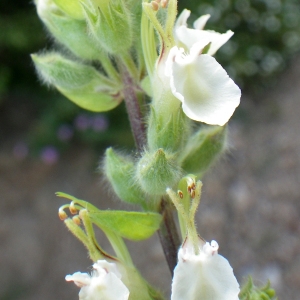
[72, 215, 81, 225]
[151, 1, 159, 11]
[177, 190, 184, 199]
[69, 201, 78, 214]
[58, 208, 68, 220]
[161, 0, 168, 8]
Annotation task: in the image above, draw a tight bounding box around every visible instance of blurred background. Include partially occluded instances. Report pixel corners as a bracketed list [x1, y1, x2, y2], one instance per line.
[1, 0, 300, 299]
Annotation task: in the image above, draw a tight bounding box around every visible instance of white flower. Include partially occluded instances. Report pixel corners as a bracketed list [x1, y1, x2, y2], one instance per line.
[65, 260, 130, 300]
[165, 43, 241, 126]
[161, 9, 241, 126]
[171, 239, 240, 300]
[174, 9, 234, 56]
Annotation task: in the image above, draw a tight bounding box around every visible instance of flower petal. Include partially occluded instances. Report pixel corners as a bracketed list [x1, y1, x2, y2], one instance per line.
[171, 240, 240, 300]
[175, 26, 233, 55]
[174, 9, 191, 29]
[65, 272, 91, 288]
[170, 46, 240, 126]
[193, 14, 210, 30]
[205, 30, 234, 56]
[66, 260, 130, 300]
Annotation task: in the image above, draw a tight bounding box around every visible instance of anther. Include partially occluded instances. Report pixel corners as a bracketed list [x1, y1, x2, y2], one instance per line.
[178, 190, 184, 199]
[161, 0, 168, 8]
[151, 1, 159, 11]
[188, 186, 192, 194]
[69, 201, 78, 214]
[191, 190, 196, 198]
[72, 215, 81, 225]
[58, 208, 68, 221]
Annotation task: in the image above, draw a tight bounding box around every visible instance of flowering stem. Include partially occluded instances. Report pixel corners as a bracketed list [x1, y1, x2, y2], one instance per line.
[158, 197, 181, 274]
[119, 62, 180, 274]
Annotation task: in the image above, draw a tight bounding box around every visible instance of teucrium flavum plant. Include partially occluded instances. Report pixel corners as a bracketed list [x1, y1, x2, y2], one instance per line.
[32, 0, 277, 299]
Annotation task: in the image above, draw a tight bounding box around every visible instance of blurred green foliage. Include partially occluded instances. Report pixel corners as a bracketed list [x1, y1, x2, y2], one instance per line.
[1, 0, 300, 161]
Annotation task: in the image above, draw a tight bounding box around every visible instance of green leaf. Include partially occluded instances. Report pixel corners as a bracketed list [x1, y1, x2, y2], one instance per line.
[89, 210, 162, 241]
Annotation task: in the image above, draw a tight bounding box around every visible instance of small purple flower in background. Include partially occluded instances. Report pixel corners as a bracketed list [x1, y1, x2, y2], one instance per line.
[92, 114, 109, 132]
[40, 146, 59, 165]
[74, 114, 91, 131]
[13, 142, 29, 160]
[57, 124, 74, 141]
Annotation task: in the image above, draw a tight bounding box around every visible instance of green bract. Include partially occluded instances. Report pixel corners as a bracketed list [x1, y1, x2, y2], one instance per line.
[57, 192, 162, 241]
[35, 0, 102, 60]
[32, 53, 122, 112]
[104, 148, 146, 206]
[89, 211, 162, 241]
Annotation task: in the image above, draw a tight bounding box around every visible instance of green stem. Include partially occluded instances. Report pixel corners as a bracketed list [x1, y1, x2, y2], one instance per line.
[119, 65, 146, 151]
[102, 227, 134, 266]
[120, 52, 139, 80]
[64, 218, 102, 262]
[99, 53, 120, 82]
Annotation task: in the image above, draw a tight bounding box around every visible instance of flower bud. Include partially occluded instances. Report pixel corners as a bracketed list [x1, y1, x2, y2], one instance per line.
[31, 52, 122, 112]
[103, 148, 146, 205]
[81, 0, 133, 54]
[179, 126, 227, 176]
[35, 0, 101, 61]
[136, 149, 182, 195]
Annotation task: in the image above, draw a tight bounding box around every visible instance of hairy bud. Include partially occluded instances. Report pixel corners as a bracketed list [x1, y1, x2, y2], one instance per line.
[136, 148, 181, 195]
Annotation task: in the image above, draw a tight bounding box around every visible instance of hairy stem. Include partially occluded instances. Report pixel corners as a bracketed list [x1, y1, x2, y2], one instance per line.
[120, 67, 146, 151]
[119, 59, 180, 273]
[157, 197, 181, 274]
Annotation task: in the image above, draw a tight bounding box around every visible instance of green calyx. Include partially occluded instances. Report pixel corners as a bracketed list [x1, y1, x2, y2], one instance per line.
[179, 125, 227, 176]
[136, 148, 182, 195]
[52, 0, 84, 20]
[81, 0, 133, 54]
[147, 104, 190, 153]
